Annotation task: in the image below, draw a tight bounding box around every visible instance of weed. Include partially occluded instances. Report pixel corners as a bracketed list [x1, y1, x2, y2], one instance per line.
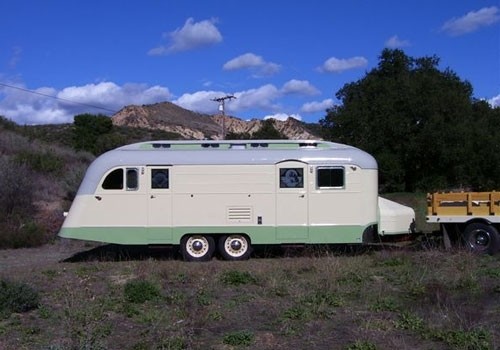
[431, 328, 491, 350]
[220, 270, 256, 286]
[282, 305, 309, 320]
[395, 312, 425, 332]
[208, 310, 223, 321]
[196, 289, 212, 306]
[345, 340, 378, 350]
[157, 336, 187, 350]
[124, 279, 161, 304]
[42, 269, 58, 279]
[75, 264, 101, 278]
[122, 303, 140, 318]
[38, 304, 52, 319]
[223, 330, 254, 346]
[165, 290, 186, 305]
[371, 297, 399, 312]
[0, 278, 40, 318]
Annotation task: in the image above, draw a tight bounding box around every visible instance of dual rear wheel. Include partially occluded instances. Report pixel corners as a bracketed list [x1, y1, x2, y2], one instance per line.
[180, 234, 251, 262]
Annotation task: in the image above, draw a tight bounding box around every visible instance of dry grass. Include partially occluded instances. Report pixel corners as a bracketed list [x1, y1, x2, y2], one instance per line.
[0, 243, 499, 350]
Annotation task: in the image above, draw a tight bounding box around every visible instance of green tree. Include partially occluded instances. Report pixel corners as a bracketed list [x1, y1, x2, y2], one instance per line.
[320, 49, 495, 192]
[72, 114, 113, 155]
[225, 119, 288, 140]
[251, 119, 287, 139]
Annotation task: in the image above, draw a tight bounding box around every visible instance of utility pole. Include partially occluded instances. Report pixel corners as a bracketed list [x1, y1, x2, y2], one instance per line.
[211, 95, 236, 139]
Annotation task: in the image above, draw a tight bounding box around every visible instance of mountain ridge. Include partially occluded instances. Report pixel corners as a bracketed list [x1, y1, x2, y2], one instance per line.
[111, 101, 320, 140]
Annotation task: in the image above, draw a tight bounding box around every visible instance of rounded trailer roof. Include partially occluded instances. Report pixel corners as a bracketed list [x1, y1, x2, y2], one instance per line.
[77, 140, 377, 195]
[112, 139, 376, 167]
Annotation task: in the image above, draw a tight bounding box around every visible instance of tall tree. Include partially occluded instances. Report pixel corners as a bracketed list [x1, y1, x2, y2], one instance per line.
[319, 49, 490, 192]
[72, 114, 113, 155]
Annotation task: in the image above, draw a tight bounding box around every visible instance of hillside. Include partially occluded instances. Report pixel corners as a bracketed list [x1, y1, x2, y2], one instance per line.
[111, 101, 320, 140]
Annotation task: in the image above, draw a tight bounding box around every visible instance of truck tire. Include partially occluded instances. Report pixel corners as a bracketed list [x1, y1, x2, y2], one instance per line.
[180, 235, 215, 262]
[462, 223, 500, 255]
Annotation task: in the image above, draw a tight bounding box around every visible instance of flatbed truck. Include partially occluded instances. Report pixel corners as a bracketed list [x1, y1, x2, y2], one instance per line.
[426, 191, 500, 254]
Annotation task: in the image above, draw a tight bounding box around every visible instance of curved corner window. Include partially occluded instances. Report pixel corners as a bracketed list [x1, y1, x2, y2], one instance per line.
[126, 168, 139, 191]
[102, 168, 124, 190]
[317, 167, 344, 189]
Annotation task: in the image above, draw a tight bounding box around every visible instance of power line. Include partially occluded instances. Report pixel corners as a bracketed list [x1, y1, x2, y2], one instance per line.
[0, 82, 118, 114]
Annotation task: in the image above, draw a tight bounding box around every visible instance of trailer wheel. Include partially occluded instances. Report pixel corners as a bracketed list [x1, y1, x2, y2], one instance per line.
[463, 223, 500, 255]
[218, 235, 252, 261]
[180, 235, 215, 262]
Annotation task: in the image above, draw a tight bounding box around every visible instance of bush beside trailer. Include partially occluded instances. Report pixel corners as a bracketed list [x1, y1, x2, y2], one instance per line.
[59, 140, 416, 261]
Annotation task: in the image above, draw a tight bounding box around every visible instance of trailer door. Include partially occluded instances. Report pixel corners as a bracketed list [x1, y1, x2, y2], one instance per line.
[276, 161, 309, 240]
[147, 166, 173, 242]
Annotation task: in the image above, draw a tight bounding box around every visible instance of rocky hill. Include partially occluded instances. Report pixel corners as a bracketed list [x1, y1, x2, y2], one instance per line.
[111, 102, 320, 140]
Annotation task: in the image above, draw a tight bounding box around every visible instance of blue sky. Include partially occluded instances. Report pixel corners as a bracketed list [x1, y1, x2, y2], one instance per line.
[0, 1, 499, 125]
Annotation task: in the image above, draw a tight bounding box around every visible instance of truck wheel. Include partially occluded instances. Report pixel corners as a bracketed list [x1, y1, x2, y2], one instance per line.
[462, 223, 500, 255]
[180, 235, 215, 262]
[218, 235, 252, 260]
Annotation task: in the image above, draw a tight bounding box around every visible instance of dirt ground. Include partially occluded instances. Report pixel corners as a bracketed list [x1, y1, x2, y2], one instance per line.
[1, 239, 499, 350]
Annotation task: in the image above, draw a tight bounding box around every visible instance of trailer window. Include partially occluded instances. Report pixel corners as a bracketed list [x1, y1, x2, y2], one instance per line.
[126, 168, 139, 191]
[102, 169, 123, 190]
[317, 167, 344, 188]
[280, 168, 304, 188]
[151, 169, 169, 189]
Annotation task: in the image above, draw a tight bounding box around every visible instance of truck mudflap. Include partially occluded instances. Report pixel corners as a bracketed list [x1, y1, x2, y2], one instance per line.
[378, 196, 416, 236]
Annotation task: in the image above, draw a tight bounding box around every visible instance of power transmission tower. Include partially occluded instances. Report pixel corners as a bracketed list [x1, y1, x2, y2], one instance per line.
[211, 95, 236, 139]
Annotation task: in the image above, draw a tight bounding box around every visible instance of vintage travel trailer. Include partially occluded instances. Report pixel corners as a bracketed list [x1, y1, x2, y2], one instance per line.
[59, 140, 415, 261]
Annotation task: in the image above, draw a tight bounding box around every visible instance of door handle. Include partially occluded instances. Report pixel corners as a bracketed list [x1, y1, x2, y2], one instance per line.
[150, 195, 156, 199]
[299, 194, 305, 198]
[95, 196, 102, 201]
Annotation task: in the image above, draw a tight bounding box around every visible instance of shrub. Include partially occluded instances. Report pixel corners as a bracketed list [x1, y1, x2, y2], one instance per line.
[15, 149, 64, 174]
[0, 219, 47, 249]
[222, 330, 254, 346]
[220, 270, 256, 286]
[0, 156, 35, 217]
[0, 278, 40, 318]
[124, 279, 161, 304]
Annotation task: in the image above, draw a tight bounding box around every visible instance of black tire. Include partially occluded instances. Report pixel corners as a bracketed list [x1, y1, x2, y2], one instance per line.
[180, 235, 215, 262]
[462, 223, 500, 255]
[218, 235, 252, 261]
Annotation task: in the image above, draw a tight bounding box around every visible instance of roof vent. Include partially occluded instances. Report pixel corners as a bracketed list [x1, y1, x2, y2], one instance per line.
[299, 142, 317, 148]
[152, 143, 170, 149]
[251, 143, 269, 148]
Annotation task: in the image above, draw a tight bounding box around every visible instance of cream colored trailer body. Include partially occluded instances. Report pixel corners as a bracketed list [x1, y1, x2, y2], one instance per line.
[60, 140, 415, 260]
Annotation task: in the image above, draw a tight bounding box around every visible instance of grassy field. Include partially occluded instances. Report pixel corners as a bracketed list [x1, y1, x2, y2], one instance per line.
[1, 242, 499, 350]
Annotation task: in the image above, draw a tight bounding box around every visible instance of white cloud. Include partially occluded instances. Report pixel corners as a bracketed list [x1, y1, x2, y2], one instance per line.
[173, 90, 226, 114]
[58, 82, 171, 111]
[223, 53, 281, 77]
[281, 79, 320, 96]
[318, 56, 368, 73]
[264, 113, 302, 121]
[441, 6, 499, 36]
[0, 81, 172, 125]
[488, 94, 500, 107]
[385, 35, 410, 48]
[148, 17, 222, 55]
[174, 84, 282, 115]
[301, 99, 335, 113]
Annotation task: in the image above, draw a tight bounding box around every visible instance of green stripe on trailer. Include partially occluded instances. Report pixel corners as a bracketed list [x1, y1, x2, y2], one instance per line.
[59, 224, 369, 245]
